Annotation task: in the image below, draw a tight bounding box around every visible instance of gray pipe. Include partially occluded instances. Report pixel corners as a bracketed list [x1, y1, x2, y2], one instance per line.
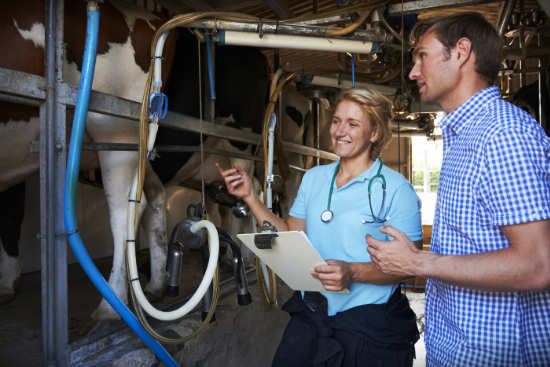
[498, 0, 517, 36]
[186, 19, 391, 42]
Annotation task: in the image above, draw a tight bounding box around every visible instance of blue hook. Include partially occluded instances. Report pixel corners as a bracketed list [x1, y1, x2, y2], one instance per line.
[149, 92, 168, 120]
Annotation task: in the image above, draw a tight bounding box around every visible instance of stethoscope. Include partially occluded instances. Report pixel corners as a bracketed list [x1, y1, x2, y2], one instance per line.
[320, 159, 387, 224]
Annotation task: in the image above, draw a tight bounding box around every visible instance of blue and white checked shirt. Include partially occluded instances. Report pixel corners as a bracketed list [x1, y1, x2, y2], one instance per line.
[425, 86, 550, 367]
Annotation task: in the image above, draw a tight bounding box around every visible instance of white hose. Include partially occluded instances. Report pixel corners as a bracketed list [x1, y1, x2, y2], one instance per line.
[127, 219, 219, 321]
[266, 113, 276, 209]
[153, 32, 168, 91]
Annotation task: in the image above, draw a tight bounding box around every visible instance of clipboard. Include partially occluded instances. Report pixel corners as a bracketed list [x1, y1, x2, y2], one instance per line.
[236, 231, 348, 293]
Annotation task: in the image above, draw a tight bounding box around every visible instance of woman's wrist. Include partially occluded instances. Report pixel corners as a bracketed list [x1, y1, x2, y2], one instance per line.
[242, 191, 258, 206]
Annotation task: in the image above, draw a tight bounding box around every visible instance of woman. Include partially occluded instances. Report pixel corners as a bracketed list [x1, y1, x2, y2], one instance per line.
[216, 88, 422, 366]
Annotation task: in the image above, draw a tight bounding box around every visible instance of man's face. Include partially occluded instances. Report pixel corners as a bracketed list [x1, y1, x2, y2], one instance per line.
[409, 31, 457, 106]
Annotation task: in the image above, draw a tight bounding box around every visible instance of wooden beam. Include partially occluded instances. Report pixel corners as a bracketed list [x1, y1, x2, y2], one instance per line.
[263, 0, 294, 19]
[178, 0, 215, 11]
[208, 0, 263, 11]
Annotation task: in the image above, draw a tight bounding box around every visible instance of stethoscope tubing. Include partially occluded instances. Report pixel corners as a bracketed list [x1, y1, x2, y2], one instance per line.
[321, 159, 387, 223]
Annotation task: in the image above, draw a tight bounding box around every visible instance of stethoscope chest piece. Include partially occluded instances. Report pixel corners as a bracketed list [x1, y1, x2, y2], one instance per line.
[320, 209, 333, 223]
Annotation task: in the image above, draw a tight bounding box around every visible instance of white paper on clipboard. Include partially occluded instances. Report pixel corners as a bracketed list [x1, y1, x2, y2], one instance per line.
[236, 231, 348, 293]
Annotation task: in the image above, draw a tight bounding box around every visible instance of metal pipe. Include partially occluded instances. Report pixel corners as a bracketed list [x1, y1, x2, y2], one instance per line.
[187, 19, 389, 42]
[305, 75, 397, 95]
[312, 94, 321, 166]
[42, 0, 68, 365]
[0, 67, 338, 160]
[387, 0, 501, 15]
[498, 0, 517, 36]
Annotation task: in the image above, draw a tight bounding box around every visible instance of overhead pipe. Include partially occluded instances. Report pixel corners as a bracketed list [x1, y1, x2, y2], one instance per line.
[63, 3, 178, 366]
[303, 74, 397, 95]
[498, 0, 517, 36]
[215, 30, 375, 54]
[186, 19, 391, 42]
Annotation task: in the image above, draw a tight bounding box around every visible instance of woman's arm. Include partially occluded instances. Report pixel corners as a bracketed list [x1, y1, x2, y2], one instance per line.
[216, 162, 305, 232]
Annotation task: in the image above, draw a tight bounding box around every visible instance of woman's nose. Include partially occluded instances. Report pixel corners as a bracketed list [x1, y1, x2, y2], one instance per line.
[334, 123, 347, 136]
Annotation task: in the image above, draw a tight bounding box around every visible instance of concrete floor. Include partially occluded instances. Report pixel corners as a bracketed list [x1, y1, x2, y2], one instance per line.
[407, 290, 427, 367]
[0, 258, 427, 367]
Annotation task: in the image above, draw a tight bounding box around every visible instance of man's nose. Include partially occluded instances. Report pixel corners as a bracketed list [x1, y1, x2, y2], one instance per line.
[409, 62, 420, 80]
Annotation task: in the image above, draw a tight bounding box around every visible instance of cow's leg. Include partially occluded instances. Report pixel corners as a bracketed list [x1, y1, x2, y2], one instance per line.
[141, 163, 167, 300]
[0, 239, 20, 304]
[0, 182, 25, 303]
[91, 150, 140, 320]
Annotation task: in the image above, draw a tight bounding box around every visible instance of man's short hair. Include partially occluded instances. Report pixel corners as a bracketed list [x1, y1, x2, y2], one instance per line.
[410, 12, 503, 84]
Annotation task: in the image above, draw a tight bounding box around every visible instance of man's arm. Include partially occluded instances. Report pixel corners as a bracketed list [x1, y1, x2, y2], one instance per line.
[312, 239, 422, 291]
[367, 220, 550, 291]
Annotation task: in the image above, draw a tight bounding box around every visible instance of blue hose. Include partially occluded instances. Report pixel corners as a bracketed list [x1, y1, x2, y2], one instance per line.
[63, 5, 178, 367]
[205, 29, 216, 100]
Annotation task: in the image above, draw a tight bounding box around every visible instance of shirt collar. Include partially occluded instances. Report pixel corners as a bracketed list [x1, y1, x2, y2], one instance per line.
[331, 158, 382, 186]
[438, 86, 500, 135]
[356, 157, 382, 182]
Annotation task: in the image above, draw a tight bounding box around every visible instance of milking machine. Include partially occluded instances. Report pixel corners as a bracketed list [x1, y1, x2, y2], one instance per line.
[127, 12, 255, 343]
[64, 2, 178, 365]
[125, 28, 222, 345]
[166, 204, 252, 305]
[217, 227, 252, 306]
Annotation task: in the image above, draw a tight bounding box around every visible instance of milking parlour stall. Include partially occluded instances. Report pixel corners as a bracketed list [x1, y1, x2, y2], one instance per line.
[0, 0, 548, 366]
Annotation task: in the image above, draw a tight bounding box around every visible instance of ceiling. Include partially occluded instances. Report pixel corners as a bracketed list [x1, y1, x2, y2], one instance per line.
[150, 0, 548, 96]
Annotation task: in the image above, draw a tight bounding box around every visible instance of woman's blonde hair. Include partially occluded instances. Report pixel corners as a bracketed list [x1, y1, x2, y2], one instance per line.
[334, 88, 392, 161]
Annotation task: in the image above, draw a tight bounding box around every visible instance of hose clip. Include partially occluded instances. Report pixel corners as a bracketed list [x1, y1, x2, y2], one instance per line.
[258, 18, 264, 39]
[148, 92, 168, 120]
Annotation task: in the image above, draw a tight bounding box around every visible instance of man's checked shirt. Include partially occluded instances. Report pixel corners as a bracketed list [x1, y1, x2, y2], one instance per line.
[425, 86, 550, 366]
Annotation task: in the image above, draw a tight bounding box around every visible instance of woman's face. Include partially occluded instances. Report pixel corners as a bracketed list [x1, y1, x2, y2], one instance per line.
[330, 99, 378, 160]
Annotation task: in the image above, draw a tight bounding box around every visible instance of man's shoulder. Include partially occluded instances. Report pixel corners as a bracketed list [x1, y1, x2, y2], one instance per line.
[485, 97, 539, 128]
[472, 97, 545, 141]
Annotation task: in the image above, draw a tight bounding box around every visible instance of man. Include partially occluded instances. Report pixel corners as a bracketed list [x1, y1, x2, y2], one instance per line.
[366, 12, 550, 366]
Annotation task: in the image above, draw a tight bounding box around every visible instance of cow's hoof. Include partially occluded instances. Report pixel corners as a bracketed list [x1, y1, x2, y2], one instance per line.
[0, 291, 16, 305]
[91, 300, 122, 321]
[144, 284, 165, 302]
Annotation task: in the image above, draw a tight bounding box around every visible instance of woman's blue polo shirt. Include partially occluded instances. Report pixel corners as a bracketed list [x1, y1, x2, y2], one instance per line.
[289, 158, 422, 316]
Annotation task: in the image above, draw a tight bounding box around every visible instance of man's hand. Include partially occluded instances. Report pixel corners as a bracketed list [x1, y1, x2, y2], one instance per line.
[366, 226, 422, 277]
[311, 260, 352, 292]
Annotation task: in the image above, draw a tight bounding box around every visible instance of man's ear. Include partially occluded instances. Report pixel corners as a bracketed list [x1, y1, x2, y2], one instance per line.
[455, 37, 472, 67]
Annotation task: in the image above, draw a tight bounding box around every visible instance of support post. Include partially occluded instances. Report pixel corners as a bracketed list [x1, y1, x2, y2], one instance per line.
[41, 0, 68, 366]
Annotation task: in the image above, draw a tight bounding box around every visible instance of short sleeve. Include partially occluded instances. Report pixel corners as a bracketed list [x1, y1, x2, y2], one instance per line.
[289, 170, 310, 220]
[479, 127, 550, 226]
[386, 182, 423, 241]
